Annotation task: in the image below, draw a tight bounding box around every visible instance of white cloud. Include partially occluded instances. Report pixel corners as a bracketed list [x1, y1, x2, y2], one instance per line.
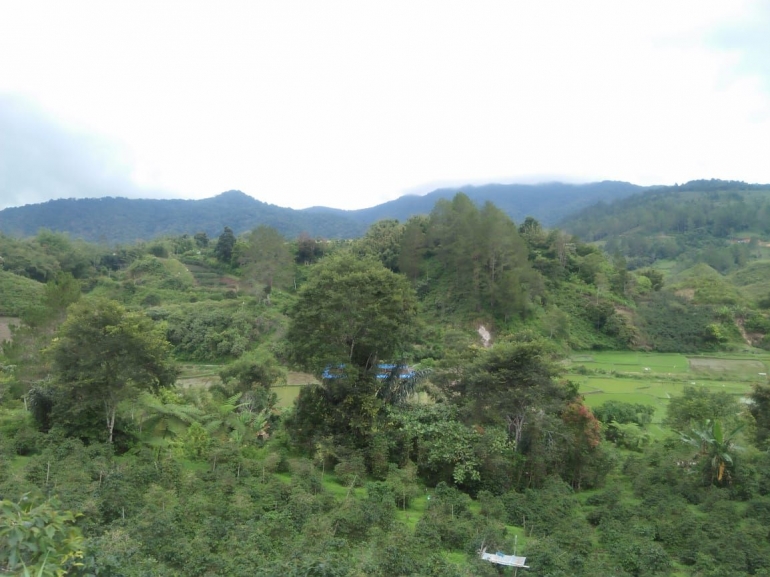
[0, 96, 175, 210]
[1, 0, 768, 210]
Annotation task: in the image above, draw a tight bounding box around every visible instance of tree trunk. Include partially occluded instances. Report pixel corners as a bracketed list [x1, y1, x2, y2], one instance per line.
[106, 404, 116, 444]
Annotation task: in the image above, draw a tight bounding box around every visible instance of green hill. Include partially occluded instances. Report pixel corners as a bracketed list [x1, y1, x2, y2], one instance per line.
[560, 179, 770, 270]
[0, 181, 644, 243]
[0, 269, 43, 316]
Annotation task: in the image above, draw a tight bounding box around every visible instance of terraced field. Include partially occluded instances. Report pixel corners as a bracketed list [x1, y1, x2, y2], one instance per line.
[176, 363, 316, 408]
[567, 351, 769, 435]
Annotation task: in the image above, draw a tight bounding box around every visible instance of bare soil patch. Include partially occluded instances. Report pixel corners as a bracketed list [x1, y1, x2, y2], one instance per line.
[0, 317, 20, 343]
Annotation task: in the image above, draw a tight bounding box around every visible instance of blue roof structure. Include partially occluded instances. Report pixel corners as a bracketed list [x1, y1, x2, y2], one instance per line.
[322, 364, 415, 380]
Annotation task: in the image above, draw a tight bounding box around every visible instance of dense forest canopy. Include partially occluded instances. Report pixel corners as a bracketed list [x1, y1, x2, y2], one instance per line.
[3, 185, 770, 575]
[561, 180, 770, 271]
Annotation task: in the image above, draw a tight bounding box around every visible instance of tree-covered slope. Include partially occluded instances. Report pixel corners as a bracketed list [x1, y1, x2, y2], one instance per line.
[559, 180, 770, 268]
[1, 181, 643, 243]
[306, 180, 644, 228]
[0, 190, 366, 243]
[6, 202, 770, 575]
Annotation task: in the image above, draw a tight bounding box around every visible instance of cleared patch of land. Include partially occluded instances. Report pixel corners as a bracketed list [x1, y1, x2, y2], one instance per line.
[0, 316, 19, 343]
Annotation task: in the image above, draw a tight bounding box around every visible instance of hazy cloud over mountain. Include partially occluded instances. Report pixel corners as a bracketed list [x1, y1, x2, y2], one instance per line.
[0, 96, 173, 210]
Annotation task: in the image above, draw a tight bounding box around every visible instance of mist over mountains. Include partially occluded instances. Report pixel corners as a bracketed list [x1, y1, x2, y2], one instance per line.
[2, 181, 644, 243]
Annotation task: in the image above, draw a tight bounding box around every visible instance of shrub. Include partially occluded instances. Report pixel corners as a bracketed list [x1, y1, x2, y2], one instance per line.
[334, 452, 366, 487]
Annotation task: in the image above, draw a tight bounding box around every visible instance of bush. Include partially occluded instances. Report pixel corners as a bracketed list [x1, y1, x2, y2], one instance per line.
[13, 424, 44, 455]
[141, 293, 162, 306]
[334, 452, 366, 487]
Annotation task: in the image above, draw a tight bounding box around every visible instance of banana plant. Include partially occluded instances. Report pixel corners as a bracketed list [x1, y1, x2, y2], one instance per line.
[680, 419, 744, 485]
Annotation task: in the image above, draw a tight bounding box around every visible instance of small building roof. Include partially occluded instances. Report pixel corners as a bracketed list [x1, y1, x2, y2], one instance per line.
[480, 548, 528, 568]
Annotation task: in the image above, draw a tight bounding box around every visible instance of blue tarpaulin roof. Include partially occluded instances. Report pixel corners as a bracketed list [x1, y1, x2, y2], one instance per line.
[322, 364, 415, 380]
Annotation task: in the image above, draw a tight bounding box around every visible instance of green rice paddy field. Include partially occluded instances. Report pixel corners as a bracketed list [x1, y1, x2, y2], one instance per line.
[567, 351, 770, 436]
[179, 352, 770, 429]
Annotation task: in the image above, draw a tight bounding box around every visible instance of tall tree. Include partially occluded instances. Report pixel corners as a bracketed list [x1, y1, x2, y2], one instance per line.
[355, 219, 404, 272]
[214, 226, 236, 264]
[451, 336, 568, 448]
[286, 253, 418, 448]
[478, 201, 533, 318]
[50, 298, 177, 443]
[398, 215, 428, 281]
[288, 252, 418, 372]
[239, 225, 293, 299]
[296, 232, 323, 264]
[427, 194, 536, 318]
[749, 383, 770, 449]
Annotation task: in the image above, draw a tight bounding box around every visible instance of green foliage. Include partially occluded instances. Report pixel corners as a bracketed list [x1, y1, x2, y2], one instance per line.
[389, 404, 484, 486]
[166, 301, 283, 361]
[665, 386, 741, 432]
[562, 181, 770, 263]
[397, 215, 428, 281]
[287, 252, 418, 371]
[0, 269, 44, 317]
[49, 298, 177, 443]
[0, 494, 85, 576]
[238, 225, 293, 295]
[0, 231, 98, 283]
[593, 401, 655, 450]
[137, 391, 203, 448]
[422, 194, 539, 321]
[10, 188, 770, 576]
[670, 263, 745, 305]
[214, 226, 236, 264]
[354, 219, 404, 271]
[638, 268, 664, 291]
[219, 347, 286, 392]
[749, 383, 770, 449]
[637, 292, 721, 352]
[448, 335, 565, 438]
[680, 419, 745, 485]
[334, 452, 367, 486]
[594, 400, 654, 427]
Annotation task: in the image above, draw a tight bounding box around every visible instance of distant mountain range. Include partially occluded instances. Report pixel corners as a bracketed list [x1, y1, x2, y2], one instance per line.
[0, 181, 646, 243]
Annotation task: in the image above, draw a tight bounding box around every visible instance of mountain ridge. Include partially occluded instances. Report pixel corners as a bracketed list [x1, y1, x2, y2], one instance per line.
[0, 180, 723, 243]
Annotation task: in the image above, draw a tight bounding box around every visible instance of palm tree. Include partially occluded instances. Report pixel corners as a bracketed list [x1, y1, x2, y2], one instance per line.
[680, 419, 744, 485]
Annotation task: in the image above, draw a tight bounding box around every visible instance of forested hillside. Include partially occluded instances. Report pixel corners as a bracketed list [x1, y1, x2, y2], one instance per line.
[308, 180, 643, 229]
[0, 191, 366, 243]
[3, 192, 770, 576]
[561, 179, 770, 271]
[0, 181, 642, 243]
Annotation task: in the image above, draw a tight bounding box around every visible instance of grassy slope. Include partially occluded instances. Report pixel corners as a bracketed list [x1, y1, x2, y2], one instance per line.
[0, 270, 43, 316]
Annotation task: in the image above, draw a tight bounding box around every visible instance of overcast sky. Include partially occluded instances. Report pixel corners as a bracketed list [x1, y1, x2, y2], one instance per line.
[1, 1, 769, 211]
